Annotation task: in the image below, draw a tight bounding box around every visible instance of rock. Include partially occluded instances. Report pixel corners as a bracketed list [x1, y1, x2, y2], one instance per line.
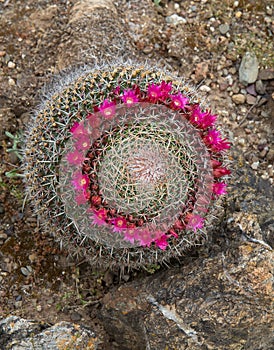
[166, 14, 187, 25]
[239, 52, 259, 86]
[218, 23, 230, 34]
[100, 241, 273, 350]
[199, 84, 211, 92]
[246, 94, 257, 105]
[0, 316, 98, 349]
[194, 62, 209, 82]
[232, 93, 246, 104]
[255, 80, 266, 95]
[258, 69, 274, 80]
[246, 84, 257, 96]
[7, 61, 16, 69]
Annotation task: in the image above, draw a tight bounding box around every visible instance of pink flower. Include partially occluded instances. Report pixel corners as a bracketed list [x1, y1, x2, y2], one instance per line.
[186, 214, 204, 232]
[66, 150, 84, 165]
[169, 93, 189, 110]
[189, 106, 207, 126]
[72, 172, 89, 191]
[123, 227, 138, 244]
[204, 129, 230, 152]
[147, 83, 162, 102]
[136, 229, 153, 247]
[91, 208, 108, 226]
[75, 135, 90, 151]
[99, 99, 116, 119]
[121, 89, 139, 105]
[111, 217, 127, 232]
[215, 138, 230, 152]
[75, 190, 89, 205]
[190, 106, 216, 129]
[212, 182, 227, 195]
[159, 81, 172, 99]
[70, 122, 86, 138]
[155, 234, 169, 250]
[213, 167, 231, 178]
[202, 111, 217, 128]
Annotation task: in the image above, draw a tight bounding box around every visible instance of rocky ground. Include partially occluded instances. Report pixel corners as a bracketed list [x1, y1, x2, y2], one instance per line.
[0, 0, 273, 349]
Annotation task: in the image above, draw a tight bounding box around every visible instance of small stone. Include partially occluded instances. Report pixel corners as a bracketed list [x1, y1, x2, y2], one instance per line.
[255, 80, 265, 95]
[246, 94, 257, 105]
[238, 138, 245, 146]
[7, 61, 16, 69]
[8, 78, 16, 86]
[219, 24, 230, 34]
[0, 51, 6, 57]
[70, 312, 81, 322]
[251, 161, 259, 170]
[235, 11, 242, 18]
[0, 233, 8, 240]
[165, 14, 186, 25]
[239, 52, 259, 86]
[20, 266, 32, 277]
[246, 84, 257, 96]
[266, 149, 274, 161]
[232, 94, 246, 104]
[258, 69, 274, 80]
[194, 61, 209, 82]
[199, 85, 211, 92]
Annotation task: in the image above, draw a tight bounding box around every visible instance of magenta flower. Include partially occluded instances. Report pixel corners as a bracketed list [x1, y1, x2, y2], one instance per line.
[72, 171, 89, 191]
[121, 89, 139, 105]
[204, 129, 230, 152]
[99, 99, 116, 119]
[212, 182, 227, 195]
[213, 167, 231, 178]
[190, 106, 216, 129]
[202, 111, 217, 128]
[75, 135, 90, 151]
[111, 217, 127, 232]
[169, 93, 189, 110]
[66, 150, 84, 165]
[189, 106, 207, 126]
[91, 208, 108, 226]
[186, 214, 204, 232]
[70, 122, 86, 138]
[155, 234, 169, 250]
[147, 83, 162, 102]
[159, 81, 172, 99]
[214, 138, 231, 152]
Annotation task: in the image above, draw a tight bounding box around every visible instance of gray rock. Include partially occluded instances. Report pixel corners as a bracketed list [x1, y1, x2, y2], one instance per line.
[239, 52, 259, 86]
[0, 316, 98, 349]
[255, 80, 266, 95]
[219, 23, 230, 34]
[100, 241, 273, 350]
[166, 14, 187, 25]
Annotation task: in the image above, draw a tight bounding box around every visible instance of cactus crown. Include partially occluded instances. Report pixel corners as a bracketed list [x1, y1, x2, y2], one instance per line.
[23, 62, 230, 270]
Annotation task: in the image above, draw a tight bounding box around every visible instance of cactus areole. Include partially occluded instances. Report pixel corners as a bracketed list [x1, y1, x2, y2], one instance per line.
[23, 64, 230, 270]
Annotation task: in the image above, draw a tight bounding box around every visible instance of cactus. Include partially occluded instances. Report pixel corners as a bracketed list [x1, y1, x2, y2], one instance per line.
[23, 62, 230, 271]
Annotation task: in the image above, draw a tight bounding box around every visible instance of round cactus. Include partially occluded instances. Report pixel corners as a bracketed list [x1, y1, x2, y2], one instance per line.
[23, 62, 230, 270]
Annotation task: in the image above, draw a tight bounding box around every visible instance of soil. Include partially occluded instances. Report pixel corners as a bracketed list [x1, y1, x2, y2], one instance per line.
[0, 0, 273, 348]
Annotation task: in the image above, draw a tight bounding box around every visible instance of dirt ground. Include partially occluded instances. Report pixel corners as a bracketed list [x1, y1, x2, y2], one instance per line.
[0, 0, 273, 347]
